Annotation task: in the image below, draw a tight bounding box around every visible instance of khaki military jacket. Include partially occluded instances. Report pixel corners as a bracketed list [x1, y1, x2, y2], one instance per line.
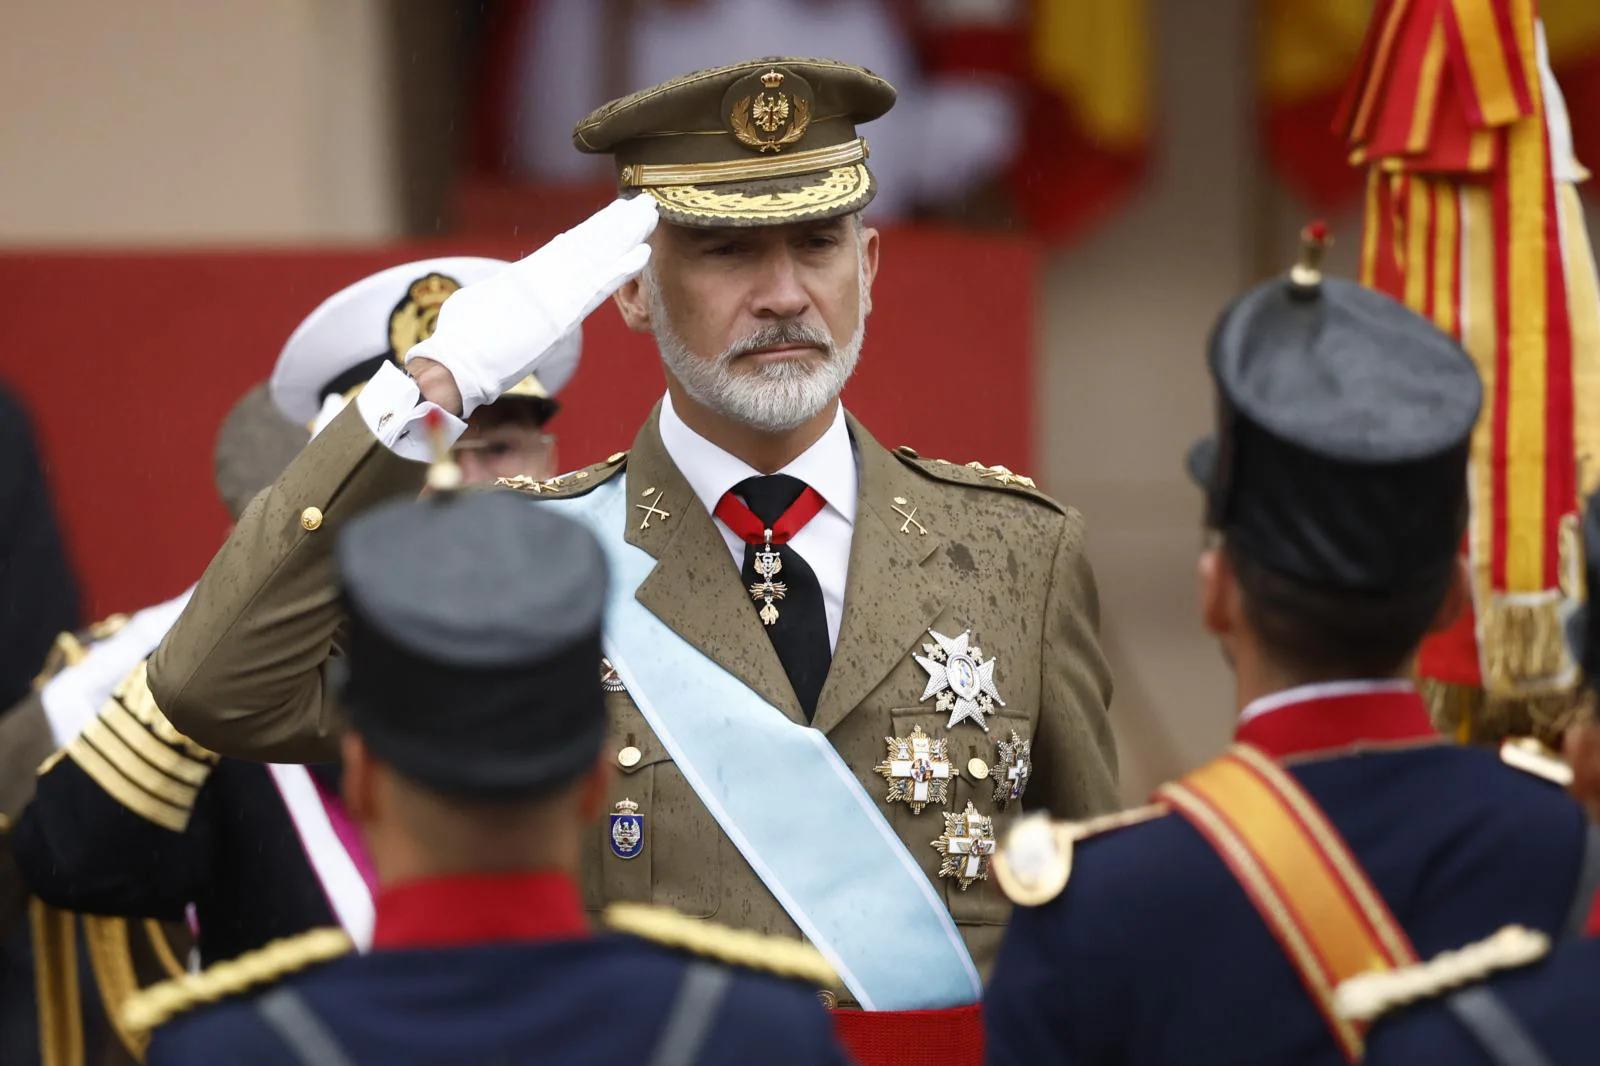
[149, 401, 1118, 986]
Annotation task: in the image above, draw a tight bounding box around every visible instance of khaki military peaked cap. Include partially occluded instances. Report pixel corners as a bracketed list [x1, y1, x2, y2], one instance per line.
[573, 57, 896, 227]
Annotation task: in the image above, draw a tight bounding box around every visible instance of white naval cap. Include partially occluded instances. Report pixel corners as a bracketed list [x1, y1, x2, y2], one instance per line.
[270, 256, 584, 429]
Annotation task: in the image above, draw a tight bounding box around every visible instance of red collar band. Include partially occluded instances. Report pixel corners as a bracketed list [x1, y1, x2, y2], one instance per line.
[1234, 688, 1438, 760]
[371, 872, 588, 950]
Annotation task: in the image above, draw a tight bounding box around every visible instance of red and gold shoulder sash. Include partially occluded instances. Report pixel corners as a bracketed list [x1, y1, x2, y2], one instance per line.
[1157, 744, 1418, 1062]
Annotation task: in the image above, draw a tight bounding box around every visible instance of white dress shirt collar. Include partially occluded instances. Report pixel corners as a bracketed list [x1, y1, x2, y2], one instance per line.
[1237, 679, 1416, 729]
[657, 391, 858, 523]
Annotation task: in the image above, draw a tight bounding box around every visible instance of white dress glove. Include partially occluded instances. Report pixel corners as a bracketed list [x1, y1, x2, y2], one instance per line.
[407, 196, 658, 416]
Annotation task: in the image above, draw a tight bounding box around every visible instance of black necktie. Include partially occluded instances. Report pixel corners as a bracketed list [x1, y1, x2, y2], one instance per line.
[733, 474, 832, 721]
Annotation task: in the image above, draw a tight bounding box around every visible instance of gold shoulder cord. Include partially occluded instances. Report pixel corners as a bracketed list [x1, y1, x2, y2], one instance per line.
[30, 900, 83, 1066]
[83, 916, 150, 1061]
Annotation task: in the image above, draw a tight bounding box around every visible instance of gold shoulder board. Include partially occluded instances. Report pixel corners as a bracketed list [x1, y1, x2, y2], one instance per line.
[1499, 737, 1574, 787]
[121, 928, 351, 1035]
[1334, 925, 1550, 1024]
[31, 614, 134, 690]
[497, 451, 627, 499]
[603, 903, 838, 989]
[890, 446, 1065, 513]
[992, 804, 1168, 907]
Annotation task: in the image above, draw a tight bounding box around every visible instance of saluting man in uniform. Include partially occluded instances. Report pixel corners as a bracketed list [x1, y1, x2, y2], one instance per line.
[981, 232, 1599, 1066]
[123, 487, 852, 1066]
[146, 57, 1118, 1061]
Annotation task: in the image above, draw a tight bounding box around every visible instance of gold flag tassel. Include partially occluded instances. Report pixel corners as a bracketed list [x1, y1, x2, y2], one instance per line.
[1419, 678, 1584, 747]
[1343, 0, 1596, 748]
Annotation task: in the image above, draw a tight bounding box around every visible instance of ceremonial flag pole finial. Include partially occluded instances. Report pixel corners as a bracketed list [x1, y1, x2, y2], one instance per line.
[423, 408, 464, 494]
[1290, 220, 1331, 292]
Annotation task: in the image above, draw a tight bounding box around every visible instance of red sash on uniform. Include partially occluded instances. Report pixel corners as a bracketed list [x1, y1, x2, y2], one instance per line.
[1157, 684, 1438, 1063]
[832, 1004, 983, 1066]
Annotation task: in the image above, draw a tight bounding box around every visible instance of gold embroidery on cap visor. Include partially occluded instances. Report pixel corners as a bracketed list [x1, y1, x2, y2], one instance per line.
[619, 138, 867, 190]
[388, 273, 461, 358]
[643, 164, 874, 225]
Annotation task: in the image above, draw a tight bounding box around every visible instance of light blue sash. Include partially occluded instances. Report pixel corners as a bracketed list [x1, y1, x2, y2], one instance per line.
[545, 477, 980, 1010]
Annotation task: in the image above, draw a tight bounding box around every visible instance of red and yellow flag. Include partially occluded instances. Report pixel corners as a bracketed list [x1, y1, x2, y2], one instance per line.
[1261, 0, 1377, 209]
[1263, 1, 1600, 212]
[1340, 0, 1600, 741]
[915, 0, 1152, 243]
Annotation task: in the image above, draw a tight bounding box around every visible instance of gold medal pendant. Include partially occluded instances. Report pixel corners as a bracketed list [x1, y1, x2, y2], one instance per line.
[748, 531, 788, 626]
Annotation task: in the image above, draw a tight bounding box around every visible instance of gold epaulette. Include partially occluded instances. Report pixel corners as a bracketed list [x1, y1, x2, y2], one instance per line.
[63, 659, 220, 833]
[889, 446, 1064, 513]
[1334, 925, 1550, 1024]
[121, 928, 352, 1035]
[1499, 736, 1574, 787]
[604, 903, 838, 989]
[32, 632, 86, 690]
[992, 804, 1169, 907]
[497, 451, 628, 499]
[30, 612, 132, 691]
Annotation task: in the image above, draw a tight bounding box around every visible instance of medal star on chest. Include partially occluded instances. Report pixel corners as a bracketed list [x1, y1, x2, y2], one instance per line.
[874, 726, 952, 814]
[914, 629, 1005, 732]
[932, 802, 997, 891]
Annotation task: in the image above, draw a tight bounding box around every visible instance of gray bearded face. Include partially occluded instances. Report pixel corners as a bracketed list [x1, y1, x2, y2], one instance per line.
[645, 254, 869, 433]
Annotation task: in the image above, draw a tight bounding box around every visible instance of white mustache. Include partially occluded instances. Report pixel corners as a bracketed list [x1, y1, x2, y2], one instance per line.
[721, 322, 835, 364]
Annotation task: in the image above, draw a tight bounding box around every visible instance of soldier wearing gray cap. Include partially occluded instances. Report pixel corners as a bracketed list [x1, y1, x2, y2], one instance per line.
[125, 487, 850, 1066]
[147, 57, 1118, 1060]
[983, 229, 1593, 1066]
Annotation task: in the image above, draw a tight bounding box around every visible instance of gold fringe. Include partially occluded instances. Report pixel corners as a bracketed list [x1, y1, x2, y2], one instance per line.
[144, 919, 189, 981]
[83, 916, 150, 1062]
[30, 900, 83, 1066]
[1480, 601, 1570, 685]
[1419, 677, 1585, 748]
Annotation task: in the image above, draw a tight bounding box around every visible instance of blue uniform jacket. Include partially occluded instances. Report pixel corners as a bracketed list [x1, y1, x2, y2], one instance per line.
[984, 743, 1588, 1066]
[1362, 937, 1600, 1065]
[149, 933, 852, 1066]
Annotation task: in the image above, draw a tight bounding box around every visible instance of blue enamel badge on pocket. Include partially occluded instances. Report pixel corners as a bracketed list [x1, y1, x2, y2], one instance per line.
[610, 798, 644, 860]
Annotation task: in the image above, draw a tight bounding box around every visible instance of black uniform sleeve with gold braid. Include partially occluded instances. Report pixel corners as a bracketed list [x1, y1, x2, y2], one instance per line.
[13, 658, 217, 921]
[63, 660, 219, 833]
